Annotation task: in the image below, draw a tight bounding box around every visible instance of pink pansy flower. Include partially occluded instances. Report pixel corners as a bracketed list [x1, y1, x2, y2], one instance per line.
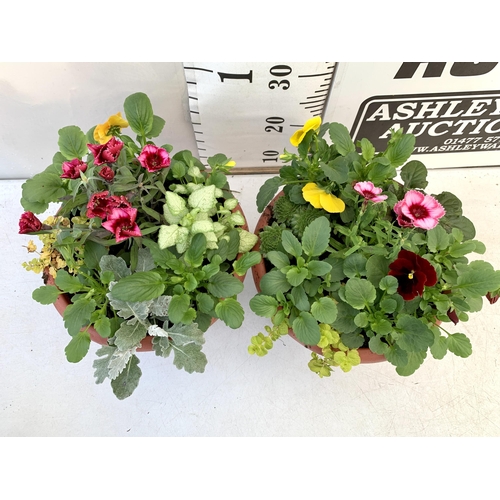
[98, 166, 115, 182]
[87, 137, 124, 165]
[138, 145, 171, 172]
[61, 158, 88, 179]
[19, 212, 43, 234]
[102, 207, 142, 243]
[397, 190, 446, 230]
[353, 181, 388, 203]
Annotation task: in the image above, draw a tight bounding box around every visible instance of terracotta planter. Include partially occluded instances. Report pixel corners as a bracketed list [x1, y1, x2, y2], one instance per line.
[251, 191, 386, 364]
[46, 204, 249, 352]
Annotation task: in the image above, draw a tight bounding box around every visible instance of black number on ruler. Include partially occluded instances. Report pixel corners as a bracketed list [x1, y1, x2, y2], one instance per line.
[268, 64, 291, 90]
[218, 70, 253, 83]
[265, 117, 284, 133]
[262, 150, 279, 163]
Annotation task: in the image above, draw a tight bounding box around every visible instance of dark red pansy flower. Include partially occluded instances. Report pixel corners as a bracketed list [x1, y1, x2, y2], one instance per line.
[87, 137, 123, 165]
[388, 249, 438, 301]
[19, 211, 43, 234]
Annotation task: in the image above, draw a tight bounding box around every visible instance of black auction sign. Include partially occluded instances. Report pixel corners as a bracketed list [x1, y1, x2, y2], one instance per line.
[326, 62, 500, 168]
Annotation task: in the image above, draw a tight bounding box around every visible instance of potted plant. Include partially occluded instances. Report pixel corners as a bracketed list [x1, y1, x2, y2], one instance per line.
[248, 117, 500, 378]
[19, 92, 260, 399]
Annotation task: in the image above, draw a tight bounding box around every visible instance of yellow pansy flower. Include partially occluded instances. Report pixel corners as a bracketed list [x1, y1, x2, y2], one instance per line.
[290, 116, 322, 147]
[302, 183, 345, 213]
[94, 112, 129, 144]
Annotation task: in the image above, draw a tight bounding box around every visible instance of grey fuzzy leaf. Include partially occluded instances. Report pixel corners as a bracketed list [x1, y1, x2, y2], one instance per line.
[114, 322, 149, 351]
[165, 323, 205, 346]
[93, 346, 116, 384]
[172, 343, 207, 373]
[149, 295, 172, 318]
[111, 355, 142, 400]
[152, 336, 172, 358]
[99, 255, 131, 280]
[136, 247, 156, 272]
[107, 282, 152, 325]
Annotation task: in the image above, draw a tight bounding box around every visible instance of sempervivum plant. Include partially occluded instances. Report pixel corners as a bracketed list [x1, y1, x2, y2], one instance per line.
[249, 117, 500, 377]
[19, 92, 260, 399]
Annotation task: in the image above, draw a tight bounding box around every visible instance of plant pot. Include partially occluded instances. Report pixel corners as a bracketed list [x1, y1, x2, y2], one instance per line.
[46, 204, 249, 352]
[251, 191, 386, 364]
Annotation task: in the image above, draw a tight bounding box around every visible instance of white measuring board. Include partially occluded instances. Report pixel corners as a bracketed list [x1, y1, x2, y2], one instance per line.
[183, 62, 336, 172]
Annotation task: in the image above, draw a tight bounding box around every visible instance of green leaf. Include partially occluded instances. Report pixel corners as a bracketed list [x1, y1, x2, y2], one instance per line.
[435, 192, 462, 217]
[430, 334, 448, 360]
[427, 225, 450, 252]
[58, 125, 88, 160]
[215, 298, 245, 328]
[233, 251, 262, 276]
[184, 233, 207, 268]
[63, 298, 96, 337]
[123, 92, 154, 137]
[286, 267, 309, 287]
[447, 333, 473, 358]
[64, 330, 91, 363]
[146, 115, 166, 138]
[168, 294, 191, 324]
[366, 255, 390, 287]
[266, 251, 290, 270]
[344, 278, 377, 309]
[343, 253, 367, 278]
[359, 138, 376, 161]
[55, 269, 85, 293]
[83, 240, 108, 270]
[110, 271, 165, 302]
[110, 355, 142, 400]
[172, 343, 207, 374]
[378, 275, 399, 295]
[395, 351, 427, 376]
[21, 171, 66, 213]
[207, 272, 244, 298]
[307, 260, 332, 277]
[332, 301, 358, 333]
[281, 230, 302, 258]
[302, 216, 330, 257]
[400, 160, 428, 189]
[311, 297, 338, 324]
[32, 285, 60, 305]
[368, 335, 389, 355]
[257, 177, 283, 212]
[320, 157, 349, 184]
[291, 285, 310, 311]
[292, 312, 321, 345]
[396, 314, 434, 352]
[329, 123, 355, 156]
[94, 316, 111, 339]
[385, 134, 415, 168]
[260, 269, 291, 295]
[456, 264, 500, 298]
